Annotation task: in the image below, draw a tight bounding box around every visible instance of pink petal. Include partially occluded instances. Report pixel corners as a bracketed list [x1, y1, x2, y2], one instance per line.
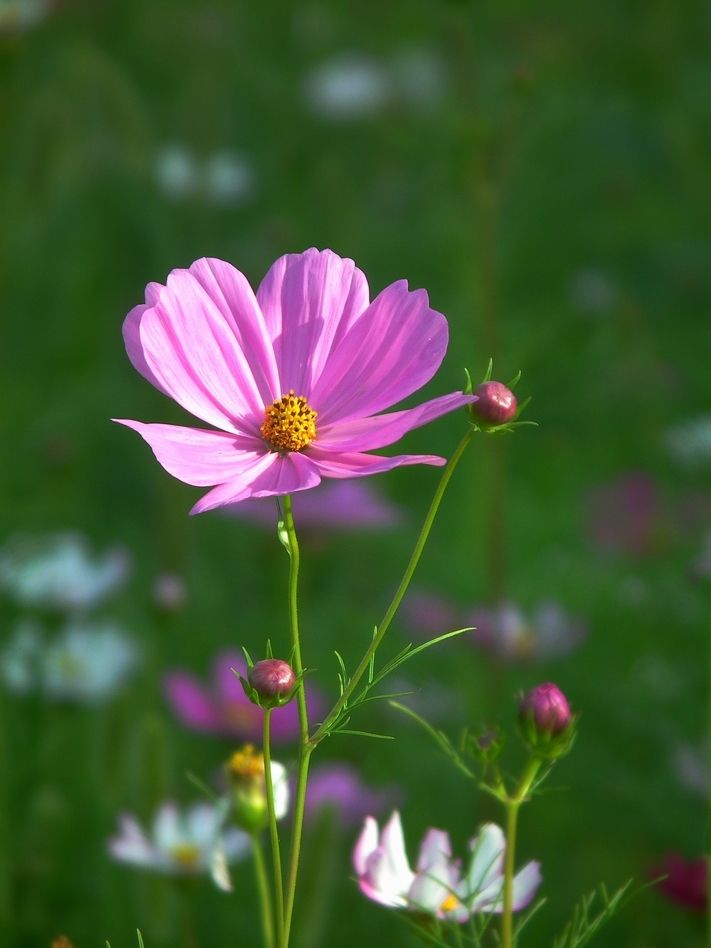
[137, 268, 268, 431]
[190, 452, 321, 515]
[187, 258, 281, 404]
[112, 420, 265, 486]
[123, 282, 168, 395]
[309, 281, 448, 424]
[164, 672, 222, 731]
[256, 248, 370, 396]
[307, 447, 446, 479]
[316, 392, 475, 453]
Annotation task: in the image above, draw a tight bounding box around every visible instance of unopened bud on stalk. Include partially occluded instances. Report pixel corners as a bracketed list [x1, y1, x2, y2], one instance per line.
[471, 381, 518, 426]
[248, 659, 296, 703]
[519, 682, 575, 758]
[227, 744, 289, 832]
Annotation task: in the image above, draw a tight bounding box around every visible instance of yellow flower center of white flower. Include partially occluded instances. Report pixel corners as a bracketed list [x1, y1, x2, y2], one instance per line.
[440, 893, 460, 913]
[171, 843, 201, 869]
[261, 391, 317, 452]
[227, 743, 265, 781]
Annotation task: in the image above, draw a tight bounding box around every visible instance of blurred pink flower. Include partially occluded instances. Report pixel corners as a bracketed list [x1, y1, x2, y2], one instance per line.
[651, 854, 707, 913]
[226, 480, 403, 532]
[586, 472, 660, 557]
[404, 589, 586, 662]
[304, 763, 398, 828]
[164, 651, 326, 743]
[115, 248, 474, 514]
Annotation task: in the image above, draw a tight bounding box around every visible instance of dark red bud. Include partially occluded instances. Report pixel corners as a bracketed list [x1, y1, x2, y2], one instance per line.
[248, 659, 296, 700]
[472, 381, 518, 425]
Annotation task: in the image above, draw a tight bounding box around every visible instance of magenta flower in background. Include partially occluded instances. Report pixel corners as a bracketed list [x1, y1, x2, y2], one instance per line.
[651, 854, 707, 913]
[226, 480, 403, 533]
[304, 763, 399, 828]
[404, 589, 586, 662]
[586, 472, 660, 557]
[115, 249, 474, 514]
[164, 651, 326, 743]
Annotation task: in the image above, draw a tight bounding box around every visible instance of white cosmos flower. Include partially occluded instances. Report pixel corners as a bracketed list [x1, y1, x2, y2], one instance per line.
[303, 54, 392, 120]
[0, 533, 129, 612]
[354, 812, 541, 921]
[0, 619, 138, 703]
[108, 801, 250, 888]
[664, 415, 711, 471]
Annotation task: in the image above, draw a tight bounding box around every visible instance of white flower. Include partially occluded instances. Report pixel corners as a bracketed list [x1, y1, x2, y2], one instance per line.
[0, 0, 52, 33]
[42, 620, 138, 703]
[354, 812, 541, 921]
[303, 54, 392, 120]
[0, 619, 41, 693]
[153, 144, 199, 200]
[0, 533, 129, 611]
[204, 150, 256, 206]
[664, 415, 711, 471]
[108, 801, 250, 885]
[0, 619, 138, 703]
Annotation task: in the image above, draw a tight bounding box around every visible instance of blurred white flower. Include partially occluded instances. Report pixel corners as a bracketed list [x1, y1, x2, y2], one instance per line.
[0, 0, 52, 33]
[303, 53, 392, 119]
[0, 619, 41, 693]
[108, 801, 250, 888]
[672, 741, 708, 798]
[43, 620, 138, 702]
[665, 416, 711, 471]
[204, 150, 256, 206]
[0, 533, 129, 612]
[569, 267, 619, 316]
[0, 619, 138, 703]
[468, 600, 587, 662]
[154, 144, 257, 206]
[153, 144, 199, 200]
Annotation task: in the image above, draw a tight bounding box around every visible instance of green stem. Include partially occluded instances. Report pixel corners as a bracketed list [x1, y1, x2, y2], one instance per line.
[282, 495, 311, 948]
[263, 708, 284, 947]
[311, 426, 475, 745]
[252, 833, 275, 948]
[501, 758, 542, 948]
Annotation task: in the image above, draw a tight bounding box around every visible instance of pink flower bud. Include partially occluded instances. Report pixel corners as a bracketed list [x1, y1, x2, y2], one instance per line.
[472, 381, 517, 425]
[520, 682, 571, 736]
[248, 659, 296, 702]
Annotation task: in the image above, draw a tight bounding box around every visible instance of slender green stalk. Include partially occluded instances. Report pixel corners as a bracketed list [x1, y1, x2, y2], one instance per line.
[252, 833, 275, 948]
[263, 708, 284, 947]
[501, 758, 542, 948]
[282, 495, 311, 948]
[311, 426, 476, 746]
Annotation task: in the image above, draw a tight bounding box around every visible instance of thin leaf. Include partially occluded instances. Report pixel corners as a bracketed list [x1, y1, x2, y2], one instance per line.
[332, 728, 395, 740]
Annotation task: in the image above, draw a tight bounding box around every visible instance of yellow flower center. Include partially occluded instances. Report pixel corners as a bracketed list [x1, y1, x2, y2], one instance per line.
[227, 743, 265, 781]
[440, 893, 460, 913]
[261, 391, 317, 452]
[171, 843, 201, 869]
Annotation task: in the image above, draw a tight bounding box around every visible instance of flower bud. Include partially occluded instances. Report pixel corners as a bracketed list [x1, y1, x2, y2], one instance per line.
[471, 381, 517, 426]
[519, 683, 574, 758]
[227, 744, 289, 832]
[248, 659, 296, 705]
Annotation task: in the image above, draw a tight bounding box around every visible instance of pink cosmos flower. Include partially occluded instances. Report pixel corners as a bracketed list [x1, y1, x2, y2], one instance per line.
[303, 763, 399, 828]
[164, 651, 326, 743]
[354, 811, 541, 921]
[226, 480, 403, 532]
[114, 249, 475, 514]
[651, 854, 707, 912]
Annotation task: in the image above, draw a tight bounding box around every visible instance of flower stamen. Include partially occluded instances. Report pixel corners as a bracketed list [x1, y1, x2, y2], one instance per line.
[261, 391, 318, 452]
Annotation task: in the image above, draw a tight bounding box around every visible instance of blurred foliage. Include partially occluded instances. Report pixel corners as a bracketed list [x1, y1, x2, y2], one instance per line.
[0, 0, 709, 945]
